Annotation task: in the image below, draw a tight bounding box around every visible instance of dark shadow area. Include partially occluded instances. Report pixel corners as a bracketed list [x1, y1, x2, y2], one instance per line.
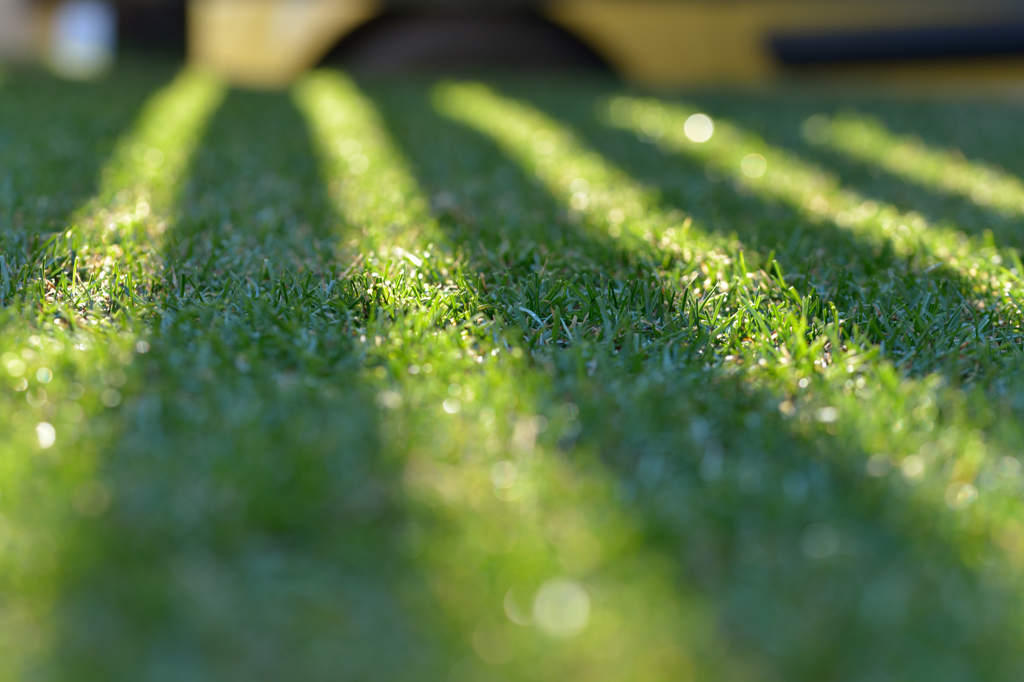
[321, 10, 610, 74]
[771, 18, 1024, 65]
[170, 88, 340, 252]
[357, 77, 1024, 682]
[45, 89, 440, 681]
[0, 59, 177, 250]
[668, 90, 1024, 250]
[117, 0, 187, 59]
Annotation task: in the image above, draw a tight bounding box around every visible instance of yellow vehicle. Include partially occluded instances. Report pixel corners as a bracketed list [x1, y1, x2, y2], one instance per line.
[5, 0, 1024, 86]
[188, 0, 1024, 87]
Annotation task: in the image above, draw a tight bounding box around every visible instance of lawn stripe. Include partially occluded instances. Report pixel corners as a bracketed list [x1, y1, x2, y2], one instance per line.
[434, 82, 1022, 373]
[5, 66, 1024, 681]
[433, 82, 718, 260]
[818, 110, 1024, 225]
[490, 87, 1024, 610]
[511, 84, 1024, 377]
[657, 92, 1024, 254]
[2, 68, 224, 326]
[295, 71, 758, 682]
[599, 94, 1022, 306]
[430, 80, 1024, 677]
[0, 68, 224, 678]
[42, 86, 440, 681]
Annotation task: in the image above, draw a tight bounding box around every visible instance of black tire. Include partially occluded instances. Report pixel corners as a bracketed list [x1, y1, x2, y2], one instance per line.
[321, 12, 610, 73]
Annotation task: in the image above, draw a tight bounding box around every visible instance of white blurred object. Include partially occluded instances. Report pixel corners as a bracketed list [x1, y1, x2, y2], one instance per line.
[0, 0, 33, 60]
[50, 0, 117, 80]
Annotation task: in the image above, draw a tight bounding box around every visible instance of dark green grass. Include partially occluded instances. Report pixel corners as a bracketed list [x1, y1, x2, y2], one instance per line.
[2, 60, 1024, 681]
[0, 63, 178, 241]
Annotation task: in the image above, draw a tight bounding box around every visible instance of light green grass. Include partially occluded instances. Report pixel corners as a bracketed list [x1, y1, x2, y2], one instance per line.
[2, 60, 1024, 682]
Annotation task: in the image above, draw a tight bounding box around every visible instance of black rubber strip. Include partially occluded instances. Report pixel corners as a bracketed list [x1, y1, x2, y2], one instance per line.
[771, 20, 1024, 64]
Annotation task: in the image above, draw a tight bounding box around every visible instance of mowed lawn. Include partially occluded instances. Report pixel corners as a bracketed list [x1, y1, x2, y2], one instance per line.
[2, 58, 1024, 681]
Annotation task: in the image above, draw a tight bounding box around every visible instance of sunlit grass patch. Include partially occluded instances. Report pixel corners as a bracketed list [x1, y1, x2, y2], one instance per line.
[434, 81, 703, 253]
[813, 111, 1024, 221]
[600, 94, 1024, 281]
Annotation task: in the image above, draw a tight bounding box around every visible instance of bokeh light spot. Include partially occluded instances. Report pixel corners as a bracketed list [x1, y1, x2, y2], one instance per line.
[36, 422, 56, 449]
[946, 482, 979, 510]
[683, 114, 714, 143]
[901, 455, 926, 484]
[348, 154, 369, 175]
[4, 356, 25, 377]
[741, 153, 767, 178]
[801, 114, 832, 145]
[865, 454, 892, 478]
[491, 460, 517, 490]
[504, 588, 532, 626]
[100, 388, 122, 408]
[533, 578, 591, 637]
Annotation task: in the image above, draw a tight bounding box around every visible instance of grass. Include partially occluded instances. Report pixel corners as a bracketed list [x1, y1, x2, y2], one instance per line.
[2, 58, 1024, 681]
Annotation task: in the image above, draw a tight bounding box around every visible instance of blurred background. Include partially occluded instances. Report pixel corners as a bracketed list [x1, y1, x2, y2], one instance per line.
[1, 0, 1024, 86]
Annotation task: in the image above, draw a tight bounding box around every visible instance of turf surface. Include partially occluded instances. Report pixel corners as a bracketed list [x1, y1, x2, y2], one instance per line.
[2, 59, 1024, 681]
